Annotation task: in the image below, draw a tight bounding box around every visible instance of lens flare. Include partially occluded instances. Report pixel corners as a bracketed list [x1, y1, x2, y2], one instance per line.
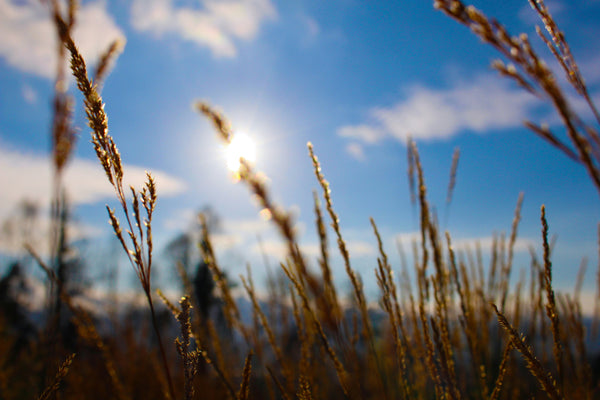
[225, 132, 256, 173]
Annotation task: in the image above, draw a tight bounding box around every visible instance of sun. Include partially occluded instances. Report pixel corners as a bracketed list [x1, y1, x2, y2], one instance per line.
[225, 132, 257, 173]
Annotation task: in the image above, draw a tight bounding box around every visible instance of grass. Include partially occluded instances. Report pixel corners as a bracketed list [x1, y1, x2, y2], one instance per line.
[1, 0, 600, 399]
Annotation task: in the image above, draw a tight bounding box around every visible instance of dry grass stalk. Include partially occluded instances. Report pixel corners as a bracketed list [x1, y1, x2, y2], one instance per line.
[266, 366, 291, 400]
[492, 303, 561, 400]
[432, 278, 460, 399]
[238, 351, 253, 400]
[408, 140, 435, 305]
[175, 259, 218, 378]
[307, 144, 368, 313]
[445, 147, 460, 213]
[175, 296, 200, 400]
[313, 191, 342, 328]
[69, 308, 130, 400]
[50, 0, 77, 175]
[12, 2, 599, 399]
[513, 272, 525, 331]
[500, 193, 524, 310]
[446, 234, 477, 374]
[28, 244, 130, 400]
[537, 262, 550, 366]
[94, 39, 124, 89]
[489, 340, 514, 400]
[245, 278, 269, 390]
[47, 3, 78, 366]
[528, 0, 600, 126]
[51, 91, 75, 176]
[419, 303, 444, 399]
[280, 262, 354, 399]
[208, 318, 233, 390]
[309, 144, 390, 398]
[38, 353, 76, 400]
[55, 9, 175, 397]
[594, 224, 600, 338]
[407, 138, 417, 206]
[241, 272, 293, 395]
[372, 219, 412, 399]
[435, 0, 600, 194]
[192, 331, 238, 399]
[198, 100, 403, 398]
[199, 213, 241, 331]
[541, 206, 563, 392]
[157, 289, 181, 317]
[197, 103, 314, 295]
[297, 374, 313, 400]
[574, 258, 587, 302]
[563, 296, 593, 399]
[430, 315, 460, 400]
[290, 289, 312, 396]
[410, 142, 445, 292]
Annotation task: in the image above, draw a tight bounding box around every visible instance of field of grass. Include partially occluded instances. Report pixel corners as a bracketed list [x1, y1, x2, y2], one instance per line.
[1, 0, 600, 399]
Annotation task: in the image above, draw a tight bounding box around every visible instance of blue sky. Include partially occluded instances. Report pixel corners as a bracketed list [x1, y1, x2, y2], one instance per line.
[1, 0, 600, 306]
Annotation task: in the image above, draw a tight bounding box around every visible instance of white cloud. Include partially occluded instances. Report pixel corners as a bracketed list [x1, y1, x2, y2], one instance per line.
[212, 217, 274, 253]
[0, 141, 187, 255]
[249, 239, 288, 260]
[338, 74, 540, 144]
[210, 232, 245, 252]
[451, 236, 535, 254]
[0, 142, 187, 222]
[249, 237, 375, 263]
[249, 240, 316, 261]
[579, 56, 600, 87]
[393, 231, 535, 255]
[346, 240, 376, 257]
[0, 0, 125, 79]
[338, 124, 385, 144]
[130, 0, 277, 58]
[21, 83, 37, 104]
[0, 208, 102, 257]
[303, 15, 320, 38]
[394, 232, 421, 246]
[223, 218, 271, 235]
[518, 0, 566, 26]
[345, 143, 365, 161]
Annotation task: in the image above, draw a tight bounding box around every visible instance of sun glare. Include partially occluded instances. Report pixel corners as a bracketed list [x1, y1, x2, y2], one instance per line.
[225, 132, 257, 173]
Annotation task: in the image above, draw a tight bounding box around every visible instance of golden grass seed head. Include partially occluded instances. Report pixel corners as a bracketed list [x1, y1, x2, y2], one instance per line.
[450, 1, 461, 14]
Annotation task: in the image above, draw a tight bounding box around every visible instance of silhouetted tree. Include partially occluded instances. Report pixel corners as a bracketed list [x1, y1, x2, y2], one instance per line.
[194, 245, 216, 321]
[0, 261, 36, 362]
[164, 206, 229, 322]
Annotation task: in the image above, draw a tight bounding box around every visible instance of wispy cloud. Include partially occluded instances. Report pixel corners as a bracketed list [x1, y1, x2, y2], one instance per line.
[451, 235, 535, 253]
[337, 74, 540, 146]
[0, 209, 102, 257]
[345, 143, 366, 161]
[0, 0, 125, 79]
[578, 55, 600, 87]
[130, 0, 277, 58]
[338, 124, 385, 144]
[249, 238, 375, 262]
[393, 231, 535, 254]
[0, 141, 187, 255]
[21, 84, 37, 104]
[518, 0, 566, 26]
[303, 15, 320, 38]
[0, 142, 187, 221]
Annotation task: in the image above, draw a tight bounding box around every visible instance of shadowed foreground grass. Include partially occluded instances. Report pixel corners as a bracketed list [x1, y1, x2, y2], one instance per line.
[2, 0, 600, 399]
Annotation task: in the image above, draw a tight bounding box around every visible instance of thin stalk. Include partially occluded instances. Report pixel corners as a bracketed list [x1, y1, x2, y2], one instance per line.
[147, 292, 176, 400]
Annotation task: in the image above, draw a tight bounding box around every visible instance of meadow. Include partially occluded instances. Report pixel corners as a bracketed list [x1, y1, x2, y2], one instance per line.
[1, 0, 600, 399]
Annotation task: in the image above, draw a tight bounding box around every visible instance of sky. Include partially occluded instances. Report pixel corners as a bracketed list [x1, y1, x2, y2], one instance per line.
[1, 0, 600, 306]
